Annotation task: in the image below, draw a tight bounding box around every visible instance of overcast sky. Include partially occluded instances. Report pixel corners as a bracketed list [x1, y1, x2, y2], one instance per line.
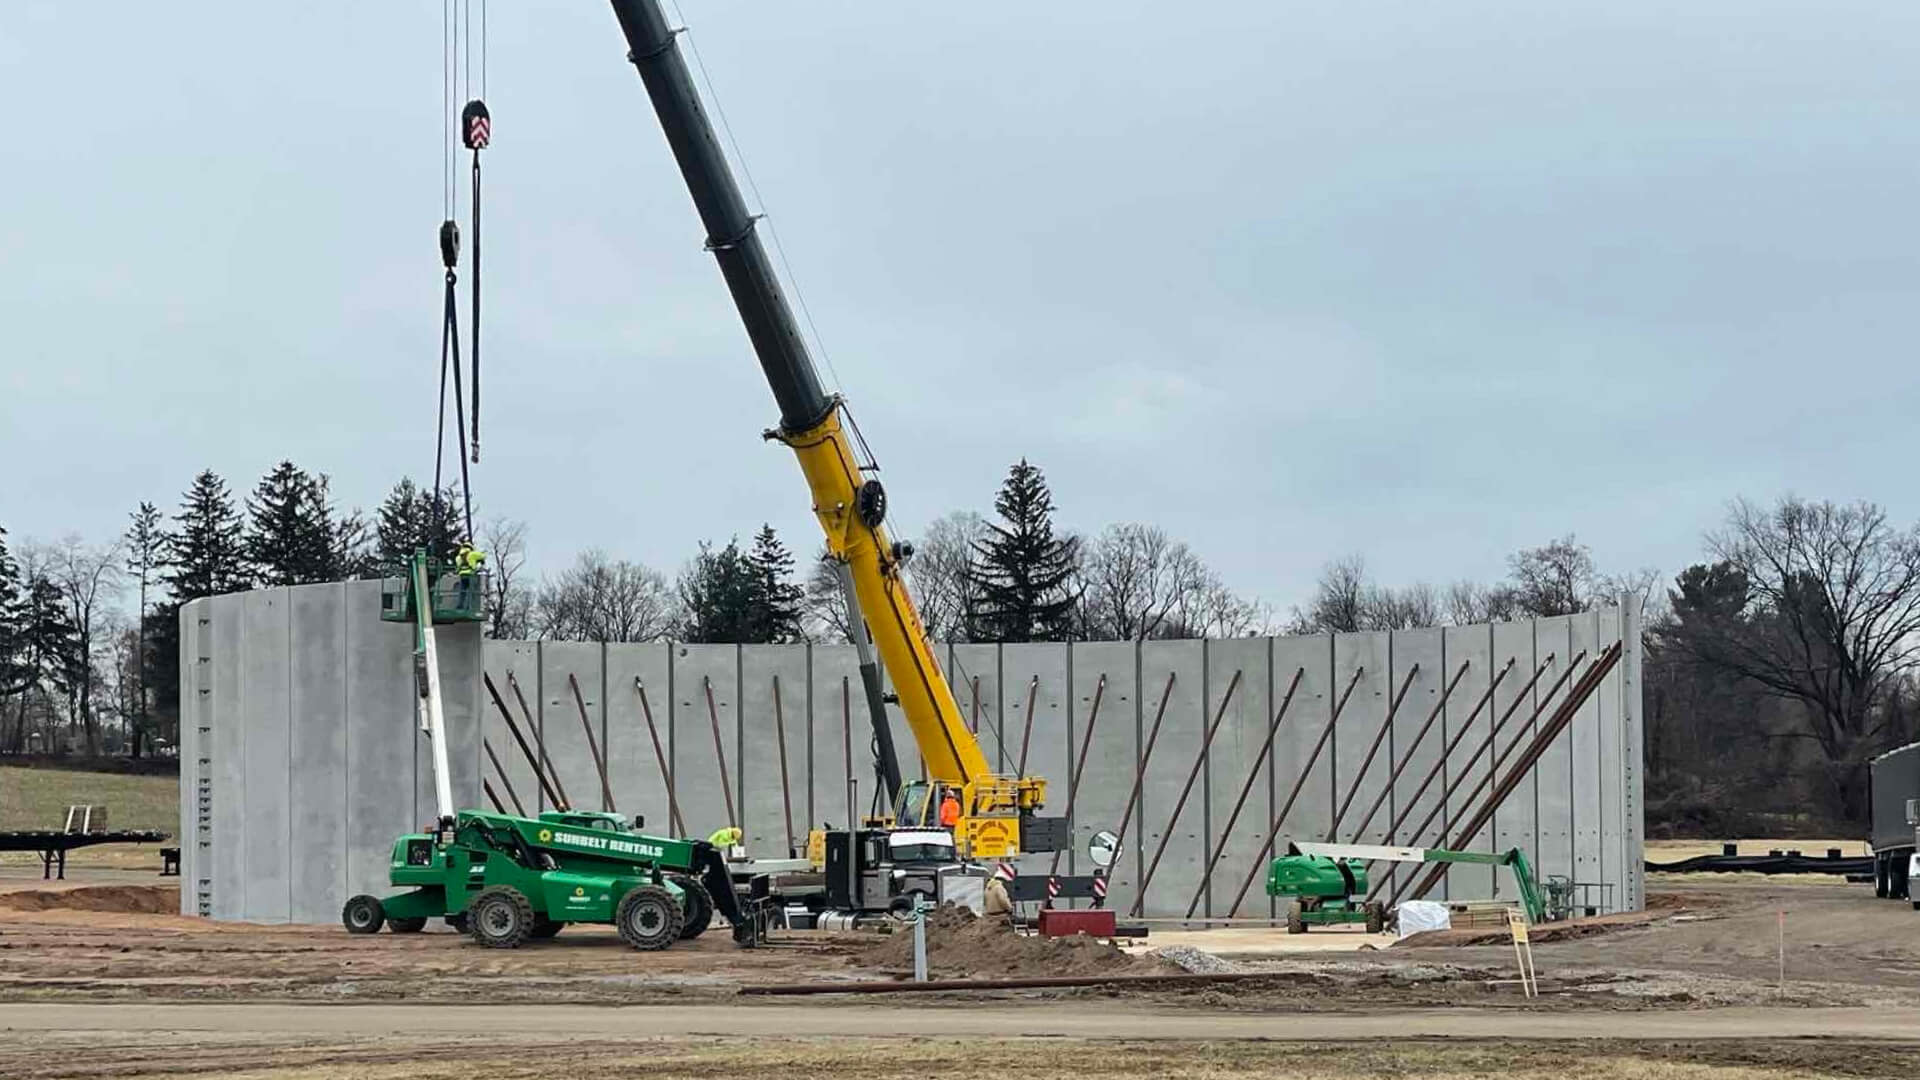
[3, 1, 1916, 614]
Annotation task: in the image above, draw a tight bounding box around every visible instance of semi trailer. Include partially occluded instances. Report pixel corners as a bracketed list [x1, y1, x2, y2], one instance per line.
[1869, 742, 1920, 905]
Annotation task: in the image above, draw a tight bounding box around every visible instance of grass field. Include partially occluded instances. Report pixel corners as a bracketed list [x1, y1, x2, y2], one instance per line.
[0, 765, 179, 868]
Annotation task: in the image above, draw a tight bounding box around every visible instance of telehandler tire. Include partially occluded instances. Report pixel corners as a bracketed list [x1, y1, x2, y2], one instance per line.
[342, 894, 385, 935]
[529, 917, 564, 939]
[616, 884, 684, 951]
[387, 916, 428, 934]
[1365, 901, 1386, 935]
[1285, 900, 1306, 935]
[469, 885, 536, 949]
[671, 875, 713, 940]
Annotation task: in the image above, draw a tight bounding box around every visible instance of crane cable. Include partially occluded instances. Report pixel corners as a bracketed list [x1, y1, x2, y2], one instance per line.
[432, 0, 489, 546]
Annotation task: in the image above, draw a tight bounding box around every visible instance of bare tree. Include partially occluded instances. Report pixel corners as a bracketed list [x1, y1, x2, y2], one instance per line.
[534, 550, 677, 643]
[802, 550, 854, 644]
[904, 511, 988, 642]
[479, 518, 532, 639]
[42, 536, 124, 755]
[1509, 535, 1598, 617]
[1443, 580, 1520, 625]
[1078, 523, 1211, 640]
[1290, 555, 1370, 633]
[1367, 581, 1442, 630]
[1672, 497, 1920, 820]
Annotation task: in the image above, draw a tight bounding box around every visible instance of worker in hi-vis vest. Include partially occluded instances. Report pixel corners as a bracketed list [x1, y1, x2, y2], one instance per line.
[938, 790, 961, 828]
[707, 825, 743, 849]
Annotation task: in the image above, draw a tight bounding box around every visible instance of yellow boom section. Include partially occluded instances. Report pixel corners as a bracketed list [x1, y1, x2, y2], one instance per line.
[780, 407, 990, 784]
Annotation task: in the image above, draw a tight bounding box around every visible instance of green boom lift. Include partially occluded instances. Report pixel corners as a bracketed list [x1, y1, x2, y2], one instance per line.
[1267, 841, 1551, 933]
[342, 551, 763, 949]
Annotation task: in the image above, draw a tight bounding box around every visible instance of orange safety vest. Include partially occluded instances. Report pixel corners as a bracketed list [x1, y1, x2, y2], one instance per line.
[939, 795, 960, 827]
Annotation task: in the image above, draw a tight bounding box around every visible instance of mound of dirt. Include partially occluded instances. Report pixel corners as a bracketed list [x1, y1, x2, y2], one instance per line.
[0, 884, 179, 914]
[856, 906, 1175, 979]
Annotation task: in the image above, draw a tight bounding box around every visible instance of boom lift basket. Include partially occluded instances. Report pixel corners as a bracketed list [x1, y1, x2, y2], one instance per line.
[379, 567, 490, 624]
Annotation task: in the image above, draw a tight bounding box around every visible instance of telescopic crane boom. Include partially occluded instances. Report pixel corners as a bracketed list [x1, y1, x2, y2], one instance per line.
[607, 0, 1055, 857]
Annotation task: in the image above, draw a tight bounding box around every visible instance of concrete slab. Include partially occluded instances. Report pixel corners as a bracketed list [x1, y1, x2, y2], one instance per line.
[207, 590, 246, 921]
[604, 643, 675, 832]
[1439, 624, 1494, 901]
[1384, 627, 1445, 898]
[1134, 639, 1205, 916]
[1000, 643, 1070, 877]
[1267, 633, 1334, 904]
[1490, 618, 1538, 902]
[481, 641, 541, 814]
[1200, 636, 1272, 920]
[807, 644, 862, 830]
[946, 644, 1003, 772]
[1066, 641, 1136, 897]
[1597, 604, 1628, 911]
[343, 583, 414, 901]
[739, 644, 812, 857]
[433, 620, 484, 817]
[534, 642, 606, 815]
[287, 583, 347, 925]
[673, 644, 740, 838]
[1330, 631, 1391, 847]
[1568, 610, 1604, 894]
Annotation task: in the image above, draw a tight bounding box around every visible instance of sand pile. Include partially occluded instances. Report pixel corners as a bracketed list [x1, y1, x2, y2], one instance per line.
[0, 884, 179, 914]
[858, 906, 1174, 979]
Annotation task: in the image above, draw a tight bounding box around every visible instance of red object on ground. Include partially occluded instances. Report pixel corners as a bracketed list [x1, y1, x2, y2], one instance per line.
[1037, 908, 1117, 938]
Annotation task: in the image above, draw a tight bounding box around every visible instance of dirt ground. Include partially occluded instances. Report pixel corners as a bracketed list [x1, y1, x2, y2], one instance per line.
[2, 869, 1918, 1076]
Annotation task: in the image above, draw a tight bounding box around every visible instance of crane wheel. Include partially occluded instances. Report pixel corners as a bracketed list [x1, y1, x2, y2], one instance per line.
[529, 917, 564, 939]
[1285, 901, 1306, 935]
[670, 874, 713, 940]
[468, 885, 535, 949]
[341, 894, 385, 935]
[387, 916, 428, 934]
[616, 884, 685, 951]
[1365, 901, 1386, 935]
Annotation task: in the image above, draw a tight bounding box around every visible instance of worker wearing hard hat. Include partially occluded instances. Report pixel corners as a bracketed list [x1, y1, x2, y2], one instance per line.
[938, 790, 961, 828]
[707, 825, 743, 850]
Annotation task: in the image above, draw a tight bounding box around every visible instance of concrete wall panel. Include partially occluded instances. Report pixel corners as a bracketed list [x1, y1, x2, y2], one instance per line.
[1438, 625, 1494, 900]
[946, 644, 1003, 773]
[481, 641, 541, 815]
[672, 645, 741, 837]
[807, 645, 862, 830]
[343, 588, 415, 902]
[604, 643, 675, 832]
[1568, 610, 1605, 892]
[1263, 634, 1333, 913]
[1330, 632, 1391, 846]
[1597, 605, 1628, 911]
[287, 584, 347, 925]
[999, 644, 1071, 876]
[1065, 642, 1136, 897]
[180, 600, 208, 915]
[1531, 616, 1576, 886]
[535, 642, 606, 814]
[1621, 597, 1646, 910]
[740, 644, 813, 856]
[1489, 619, 1538, 900]
[1384, 627, 1445, 896]
[1201, 637, 1271, 918]
[207, 590, 247, 920]
[1135, 640, 1207, 916]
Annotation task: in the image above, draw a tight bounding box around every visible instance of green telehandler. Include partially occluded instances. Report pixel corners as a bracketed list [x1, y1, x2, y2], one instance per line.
[1266, 841, 1554, 933]
[343, 550, 764, 950]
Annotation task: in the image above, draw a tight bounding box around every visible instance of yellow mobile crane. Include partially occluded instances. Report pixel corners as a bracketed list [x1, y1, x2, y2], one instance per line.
[608, 1, 1065, 861]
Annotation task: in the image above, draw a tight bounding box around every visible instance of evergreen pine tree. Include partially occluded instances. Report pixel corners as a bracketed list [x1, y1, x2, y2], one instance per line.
[746, 525, 806, 643]
[246, 461, 339, 585]
[676, 539, 759, 643]
[374, 478, 462, 570]
[165, 470, 250, 601]
[0, 526, 26, 696]
[972, 459, 1081, 642]
[124, 504, 165, 757]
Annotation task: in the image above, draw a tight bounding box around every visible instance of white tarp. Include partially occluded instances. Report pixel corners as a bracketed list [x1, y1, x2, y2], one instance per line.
[1395, 899, 1451, 938]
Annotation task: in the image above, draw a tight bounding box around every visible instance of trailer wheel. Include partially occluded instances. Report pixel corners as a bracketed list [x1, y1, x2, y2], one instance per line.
[387, 916, 428, 934]
[1876, 856, 1889, 899]
[1365, 901, 1386, 935]
[529, 917, 564, 939]
[341, 894, 385, 935]
[671, 875, 713, 939]
[1285, 901, 1306, 935]
[468, 886, 535, 949]
[616, 884, 685, 951]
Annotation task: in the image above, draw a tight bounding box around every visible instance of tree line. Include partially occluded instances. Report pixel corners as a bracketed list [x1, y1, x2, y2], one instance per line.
[8, 458, 1918, 834]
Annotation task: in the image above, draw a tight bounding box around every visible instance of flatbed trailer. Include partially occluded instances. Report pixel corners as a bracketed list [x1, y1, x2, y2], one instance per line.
[0, 829, 170, 880]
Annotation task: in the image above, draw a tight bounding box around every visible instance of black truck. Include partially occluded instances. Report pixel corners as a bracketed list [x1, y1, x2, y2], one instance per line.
[1869, 742, 1920, 904]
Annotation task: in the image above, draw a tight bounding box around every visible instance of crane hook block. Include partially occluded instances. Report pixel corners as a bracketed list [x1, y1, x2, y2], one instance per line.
[462, 99, 491, 151]
[856, 480, 888, 530]
[438, 220, 461, 270]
